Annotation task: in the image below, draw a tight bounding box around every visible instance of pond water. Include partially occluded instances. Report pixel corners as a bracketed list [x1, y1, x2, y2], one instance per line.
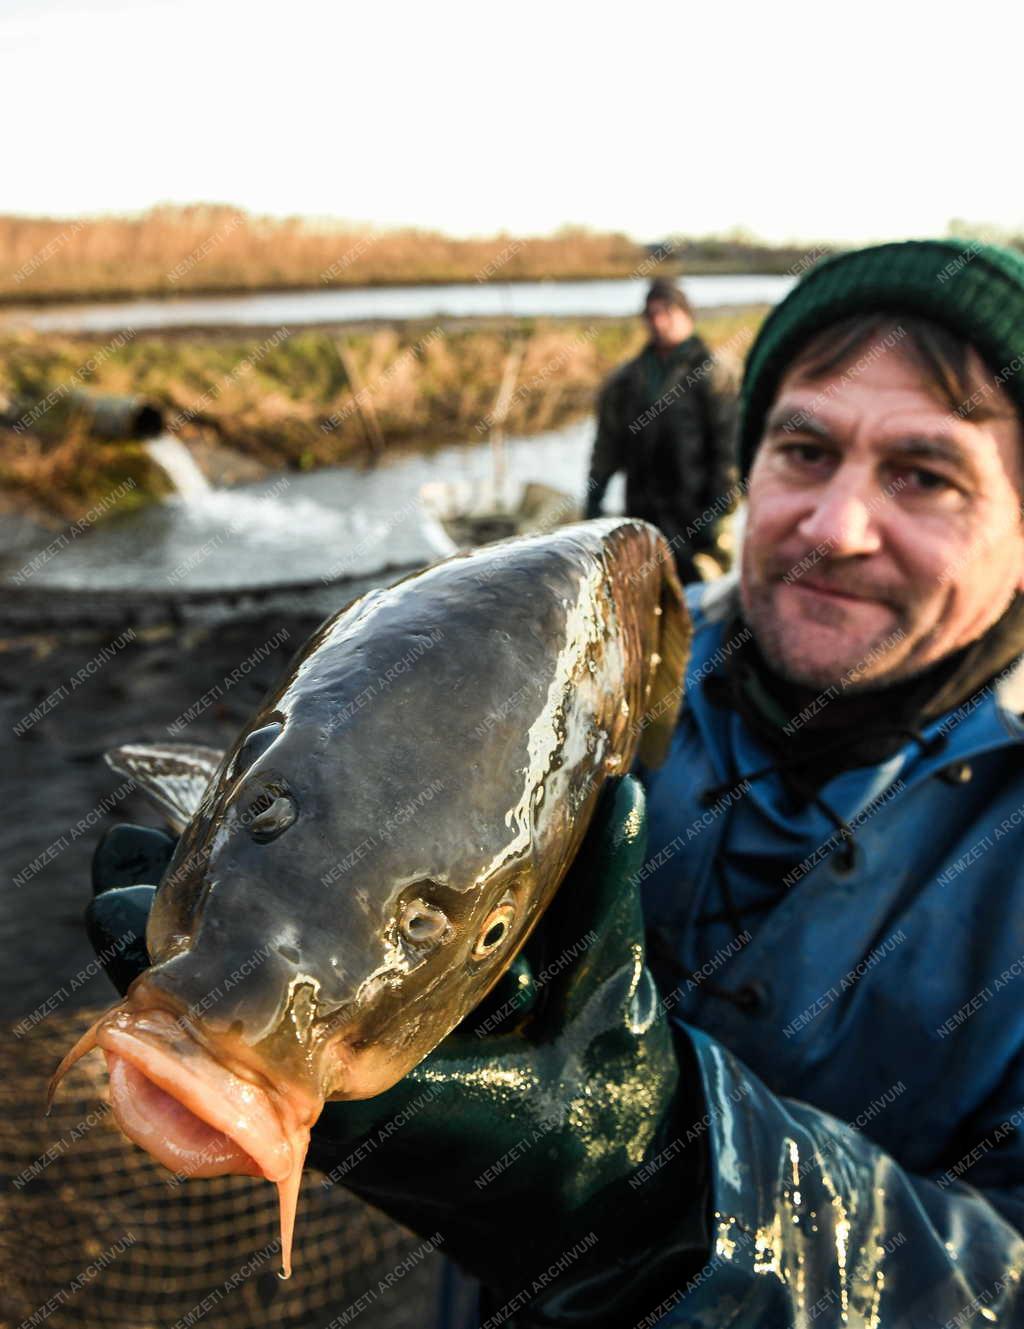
[5, 417, 620, 592]
[1, 273, 793, 334]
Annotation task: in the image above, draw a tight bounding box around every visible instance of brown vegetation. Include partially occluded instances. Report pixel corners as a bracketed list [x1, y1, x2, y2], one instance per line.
[1, 207, 648, 303]
[0, 307, 766, 522]
[0, 206, 827, 304]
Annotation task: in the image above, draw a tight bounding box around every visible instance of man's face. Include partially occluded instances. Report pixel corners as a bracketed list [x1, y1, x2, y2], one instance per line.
[740, 338, 1024, 690]
[644, 298, 693, 349]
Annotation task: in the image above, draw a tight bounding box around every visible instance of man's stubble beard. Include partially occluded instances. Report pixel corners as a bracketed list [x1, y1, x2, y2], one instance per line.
[741, 573, 1020, 694]
[740, 577, 919, 694]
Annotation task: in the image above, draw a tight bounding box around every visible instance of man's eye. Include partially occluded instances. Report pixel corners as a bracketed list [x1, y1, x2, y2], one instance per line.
[779, 442, 827, 466]
[895, 466, 955, 494]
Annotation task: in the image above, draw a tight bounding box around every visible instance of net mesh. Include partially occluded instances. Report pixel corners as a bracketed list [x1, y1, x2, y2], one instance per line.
[1, 1008, 442, 1329]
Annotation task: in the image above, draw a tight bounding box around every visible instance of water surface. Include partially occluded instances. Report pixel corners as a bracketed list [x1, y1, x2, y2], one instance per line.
[2, 273, 793, 334]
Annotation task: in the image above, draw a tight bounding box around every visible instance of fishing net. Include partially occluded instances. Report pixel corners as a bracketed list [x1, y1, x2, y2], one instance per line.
[1, 1007, 442, 1329]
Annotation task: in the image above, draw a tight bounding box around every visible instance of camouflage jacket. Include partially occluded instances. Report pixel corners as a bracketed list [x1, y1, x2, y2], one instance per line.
[586, 334, 737, 550]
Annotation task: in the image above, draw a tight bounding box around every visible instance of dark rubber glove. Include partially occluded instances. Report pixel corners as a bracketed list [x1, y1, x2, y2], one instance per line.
[89, 779, 709, 1328]
[88, 825, 172, 995]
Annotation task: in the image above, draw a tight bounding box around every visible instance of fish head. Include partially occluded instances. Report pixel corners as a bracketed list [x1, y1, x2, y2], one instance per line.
[137, 545, 637, 1104]
[135, 702, 543, 1108]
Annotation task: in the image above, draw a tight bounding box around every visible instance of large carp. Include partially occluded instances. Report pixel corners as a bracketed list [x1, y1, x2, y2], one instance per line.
[49, 518, 691, 1275]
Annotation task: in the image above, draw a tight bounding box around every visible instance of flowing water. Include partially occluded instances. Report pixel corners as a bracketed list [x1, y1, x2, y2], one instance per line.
[5, 418, 617, 593]
[1, 273, 793, 334]
[145, 434, 213, 497]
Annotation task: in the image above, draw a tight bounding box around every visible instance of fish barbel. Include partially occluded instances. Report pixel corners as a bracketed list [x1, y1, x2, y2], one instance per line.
[48, 518, 691, 1275]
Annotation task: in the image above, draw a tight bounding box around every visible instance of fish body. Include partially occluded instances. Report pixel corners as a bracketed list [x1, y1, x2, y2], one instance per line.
[50, 518, 690, 1273]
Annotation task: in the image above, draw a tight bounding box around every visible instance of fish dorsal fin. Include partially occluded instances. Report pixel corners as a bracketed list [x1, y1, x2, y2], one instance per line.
[104, 742, 226, 832]
[636, 559, 693, 769]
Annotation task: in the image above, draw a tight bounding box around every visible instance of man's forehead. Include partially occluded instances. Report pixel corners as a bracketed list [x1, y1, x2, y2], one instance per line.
[766, 396, 967, 441]
[768, 350, 1018, 438]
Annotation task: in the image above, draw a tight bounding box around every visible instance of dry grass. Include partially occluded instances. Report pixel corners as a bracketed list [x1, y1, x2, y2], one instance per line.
[0, 308, 767, 521]
[0, 425, 165, 522]
[1, 207, 648, 302]
[0, 206, 826, 303]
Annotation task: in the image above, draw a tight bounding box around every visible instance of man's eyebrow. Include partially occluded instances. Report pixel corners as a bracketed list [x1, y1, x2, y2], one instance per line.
[764, 408, 832, 438]
[884, 435, 973, 468]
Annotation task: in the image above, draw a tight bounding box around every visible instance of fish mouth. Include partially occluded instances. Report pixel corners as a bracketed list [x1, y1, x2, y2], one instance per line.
[99, 1009, 300, 1183]
[48, 1004, 321, 1277]
[106, 1053, 264, 1177]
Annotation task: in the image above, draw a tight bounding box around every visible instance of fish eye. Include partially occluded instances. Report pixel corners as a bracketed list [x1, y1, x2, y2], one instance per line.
[399, 899, 449, 947]
[244, 787, 297, 842]
[233, 721, 283, 778]
[473, 898, 515, 960]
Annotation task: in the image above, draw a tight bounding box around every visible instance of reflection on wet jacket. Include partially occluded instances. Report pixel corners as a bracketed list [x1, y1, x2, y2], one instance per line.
[635, 576, 1024, 1325]
[586, 336, 737, 555]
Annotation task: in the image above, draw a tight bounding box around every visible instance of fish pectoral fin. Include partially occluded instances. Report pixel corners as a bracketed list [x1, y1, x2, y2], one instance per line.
[104, 742, 226, 832]
[636, 559, 693, 769]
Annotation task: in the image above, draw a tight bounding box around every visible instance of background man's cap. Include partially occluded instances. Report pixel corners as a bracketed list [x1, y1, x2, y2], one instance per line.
[738, 238, 1024, 478]
[645, 278, 692, 315]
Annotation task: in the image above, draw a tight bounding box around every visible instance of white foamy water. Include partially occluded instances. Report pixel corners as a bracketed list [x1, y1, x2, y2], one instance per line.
[173, 485, 356, 545]
[145, 435, 213, 498]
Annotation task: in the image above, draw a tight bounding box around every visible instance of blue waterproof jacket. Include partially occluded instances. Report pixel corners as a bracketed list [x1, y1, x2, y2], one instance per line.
[441, 575, 1024, 1326]
[634, 575, 1024, 1326]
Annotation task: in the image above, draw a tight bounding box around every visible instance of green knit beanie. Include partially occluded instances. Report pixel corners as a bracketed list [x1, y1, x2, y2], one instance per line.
[738, 238, 1024, 478]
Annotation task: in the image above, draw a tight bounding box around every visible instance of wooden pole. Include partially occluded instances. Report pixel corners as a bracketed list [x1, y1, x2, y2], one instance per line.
[487, 342, 525, 510]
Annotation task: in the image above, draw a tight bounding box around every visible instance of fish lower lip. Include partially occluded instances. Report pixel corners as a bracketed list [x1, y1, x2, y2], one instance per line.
[105, 1053, 263, 1178]
[97, 1009, 303, 1184]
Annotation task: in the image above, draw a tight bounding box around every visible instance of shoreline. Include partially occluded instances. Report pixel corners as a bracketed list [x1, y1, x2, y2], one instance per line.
[0, 265, 799, 311]
[0, 304, 760, 341]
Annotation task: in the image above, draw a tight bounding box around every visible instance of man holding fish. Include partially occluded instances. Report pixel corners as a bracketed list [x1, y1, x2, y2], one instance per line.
[71, 238, 1024, 1326]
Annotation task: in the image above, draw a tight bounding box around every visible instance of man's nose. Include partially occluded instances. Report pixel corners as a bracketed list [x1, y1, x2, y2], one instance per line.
[796, 469, 883, 556]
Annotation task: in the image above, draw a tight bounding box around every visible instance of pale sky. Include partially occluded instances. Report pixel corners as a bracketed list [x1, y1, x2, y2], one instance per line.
[1, 0, 1020, 244]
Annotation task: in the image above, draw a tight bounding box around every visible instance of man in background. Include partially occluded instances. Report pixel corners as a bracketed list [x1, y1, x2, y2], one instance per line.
[584, 278, 737, 579]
